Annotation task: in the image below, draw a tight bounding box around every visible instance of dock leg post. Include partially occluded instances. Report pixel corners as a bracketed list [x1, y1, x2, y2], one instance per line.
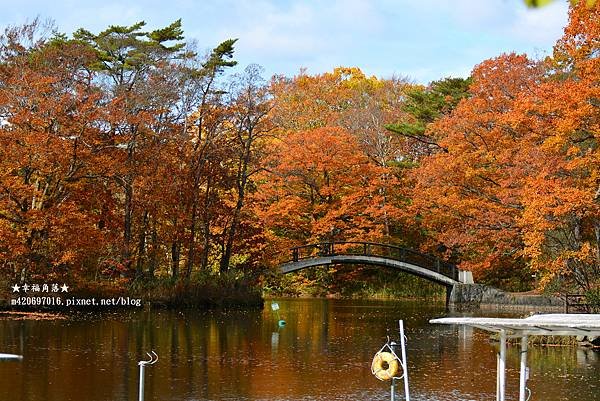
[496, 353, 500, 401]
[498, 330, 507, 401]
[519, 335, 529, 401]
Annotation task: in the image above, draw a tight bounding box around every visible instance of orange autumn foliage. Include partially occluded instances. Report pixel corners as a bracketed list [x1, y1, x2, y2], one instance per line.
[409, 53, 543, 278]
[514, 1, 600, 289]
[256, 127, 401, 249]
[0, 32, 110, 277]
[409, 2, 600, 291]
[3, 3, 600, 296]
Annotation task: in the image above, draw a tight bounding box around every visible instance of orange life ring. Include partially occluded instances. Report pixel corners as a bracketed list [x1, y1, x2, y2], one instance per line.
[371, 351, 400, 381]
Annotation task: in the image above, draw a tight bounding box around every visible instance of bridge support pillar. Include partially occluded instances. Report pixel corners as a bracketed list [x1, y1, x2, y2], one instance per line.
[458, 270, 474, 284]
[445, 285, 453, 308]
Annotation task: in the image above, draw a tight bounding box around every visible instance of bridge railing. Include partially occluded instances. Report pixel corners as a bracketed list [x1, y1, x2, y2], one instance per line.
[288, 241, 459, 281]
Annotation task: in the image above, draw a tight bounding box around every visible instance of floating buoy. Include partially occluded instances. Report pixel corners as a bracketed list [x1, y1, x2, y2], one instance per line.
[272, 302, 286, 327]
[371, 351, 399, 381]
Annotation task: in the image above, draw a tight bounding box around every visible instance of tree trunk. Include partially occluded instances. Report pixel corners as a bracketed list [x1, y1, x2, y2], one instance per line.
[123, 178, 133, 268]
[380, 172, 390, 238]
[594, 220, 600, 266]
[148, 220, 158, 278]
[171, 242, 180, 280]
[136, 210, 149, 276]
[220, 141, 250, 273]
[200, 174, 214, 270]
[185, 201, 197, 281]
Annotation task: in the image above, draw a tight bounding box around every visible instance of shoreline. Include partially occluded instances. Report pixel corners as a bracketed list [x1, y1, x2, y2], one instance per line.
[0, 292, 570, 315]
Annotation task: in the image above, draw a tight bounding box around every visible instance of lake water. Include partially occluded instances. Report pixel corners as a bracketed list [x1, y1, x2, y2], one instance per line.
[0, 299, 599, 400]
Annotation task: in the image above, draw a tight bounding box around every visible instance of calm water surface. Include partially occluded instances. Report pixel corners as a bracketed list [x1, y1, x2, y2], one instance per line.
[0, 299, 599, 401]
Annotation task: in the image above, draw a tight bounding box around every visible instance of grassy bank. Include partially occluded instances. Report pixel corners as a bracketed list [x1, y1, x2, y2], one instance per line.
[0, 273, 264, 312]
[139, 276, 264, 309]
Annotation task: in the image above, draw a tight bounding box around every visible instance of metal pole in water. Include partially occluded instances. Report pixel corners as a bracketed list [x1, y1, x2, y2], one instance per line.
[519, 335, 529, 401]
[0, 353, 23, 361]
[139, 363, 145, 401]
[391, 377, 396, 401]
[496, 353, 500, 401]
[498, 330, 507, 401]
[138, 351, 158, 401]
[399, 320, 410, 401]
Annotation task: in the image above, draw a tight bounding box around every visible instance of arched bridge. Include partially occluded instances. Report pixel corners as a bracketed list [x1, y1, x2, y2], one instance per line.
[279, 242, 473, 287]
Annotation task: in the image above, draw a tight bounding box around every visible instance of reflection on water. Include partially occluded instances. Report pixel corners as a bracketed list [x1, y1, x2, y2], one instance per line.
[0, 299, 599, 401]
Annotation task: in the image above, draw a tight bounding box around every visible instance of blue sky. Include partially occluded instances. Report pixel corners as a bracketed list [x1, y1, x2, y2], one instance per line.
[0, 0, 570, 83]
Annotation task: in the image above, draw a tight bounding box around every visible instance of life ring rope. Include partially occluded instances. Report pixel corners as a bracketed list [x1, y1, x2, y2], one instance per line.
[371, 350, 404, 381]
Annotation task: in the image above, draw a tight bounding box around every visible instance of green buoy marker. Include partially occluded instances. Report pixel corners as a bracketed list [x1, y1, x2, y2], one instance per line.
[271, 302, 286, 326]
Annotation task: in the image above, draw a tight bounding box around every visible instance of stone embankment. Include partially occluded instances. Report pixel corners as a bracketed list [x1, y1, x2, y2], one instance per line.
[450, 284, 564, 311]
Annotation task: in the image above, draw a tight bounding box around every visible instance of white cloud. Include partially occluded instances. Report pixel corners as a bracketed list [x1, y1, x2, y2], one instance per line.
[508, 1, 569, 46]
[232, 2, 321, 55]
[447, 0, 512, 29]
[399, 0, 514, 30]
[0, 0, 572, 84]
[196, 0, 388, 77]
[330, 0, 384, 34]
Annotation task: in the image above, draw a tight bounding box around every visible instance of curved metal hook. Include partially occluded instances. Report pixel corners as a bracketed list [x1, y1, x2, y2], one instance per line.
[138, 350, 158, 366]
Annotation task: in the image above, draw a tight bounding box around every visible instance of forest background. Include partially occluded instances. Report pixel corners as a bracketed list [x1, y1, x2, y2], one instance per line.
[1, 2, 599, 307]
